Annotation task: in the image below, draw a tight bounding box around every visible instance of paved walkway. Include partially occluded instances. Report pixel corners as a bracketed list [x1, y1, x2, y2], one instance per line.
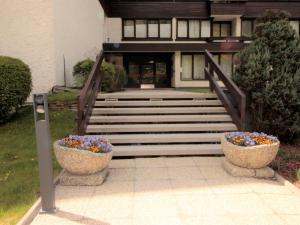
[31, 157, 300, 225]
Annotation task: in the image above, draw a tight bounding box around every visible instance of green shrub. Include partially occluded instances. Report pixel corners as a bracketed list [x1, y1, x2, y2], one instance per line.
[233, 10, 300, 142]
[0, 56, 32, 123]
[101, 62, 127, 92]
[73, 58, 95, 87]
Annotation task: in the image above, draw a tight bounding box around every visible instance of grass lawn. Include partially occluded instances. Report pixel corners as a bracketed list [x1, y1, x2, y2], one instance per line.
[0, 106, 76, 225]
[48, 89, 80, 103]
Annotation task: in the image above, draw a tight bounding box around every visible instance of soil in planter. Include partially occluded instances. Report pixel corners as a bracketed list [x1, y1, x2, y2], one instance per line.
[270, 143, 300, 189]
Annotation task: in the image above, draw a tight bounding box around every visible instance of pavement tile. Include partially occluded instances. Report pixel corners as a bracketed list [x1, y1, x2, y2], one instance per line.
[165, 157, 196, 167]
[193, 156, 223, 166]
[181, 215, 235, 225]
[81, 217, 133, 225]
[243, 178, 295, 195]
[217, 193, 274, 215]
[55, 186, 95, 216]
[175, 194, 227, 217]
[93, 181, 134, 196]
[134, 180, 173, 196]
[200, 166, 234, 180]
[259, 194, 300, 215]
[133, 195, 178, 218]
[207, 179, 253, 194]
[171, 179, 213, 195]
[135, 167, 169, 180]
[85, 195, 133, 219]
[135, 157, 166, 168]
[279, 215, 300, 225]
[133, 216, 182, 225]
[31, 214, 83, 225]
[109, 159, 135, 169]
[231, 214, 286, 225]
[168, 166, 204, 180]
[107, 168, 135, 182]
[31, 157, 300, 225]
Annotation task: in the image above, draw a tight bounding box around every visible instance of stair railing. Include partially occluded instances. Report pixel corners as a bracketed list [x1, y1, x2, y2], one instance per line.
[204, 50, 246, 130]
[77, 50, 105, 135]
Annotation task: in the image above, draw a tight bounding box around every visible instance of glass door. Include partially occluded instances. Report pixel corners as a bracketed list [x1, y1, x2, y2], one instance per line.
[127, 62, 140, 87]
[141, 64, 154, 84]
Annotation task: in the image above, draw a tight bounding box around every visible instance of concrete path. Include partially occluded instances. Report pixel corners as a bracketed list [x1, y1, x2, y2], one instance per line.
[31, 157, 300, 225]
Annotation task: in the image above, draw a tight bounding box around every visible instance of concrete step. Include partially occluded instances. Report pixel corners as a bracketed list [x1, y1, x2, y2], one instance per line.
[103, 133, 222, 144]
[86, 123, 237, 133]
[95, 100, 222, 107]
[97, 92, 217, 100]
[89, 114, 232, 123]
[92, 107, 227, 115]
[113, 144, 223, 156]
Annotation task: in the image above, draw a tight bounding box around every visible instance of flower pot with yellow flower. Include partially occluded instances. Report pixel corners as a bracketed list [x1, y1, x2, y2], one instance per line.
[54, 135, 113, 176]
[221, 132, 279, 169]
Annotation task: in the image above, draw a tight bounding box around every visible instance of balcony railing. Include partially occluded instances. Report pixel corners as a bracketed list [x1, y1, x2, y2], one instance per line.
[204, 49, 246, 130]
[77, 50, 104, 135]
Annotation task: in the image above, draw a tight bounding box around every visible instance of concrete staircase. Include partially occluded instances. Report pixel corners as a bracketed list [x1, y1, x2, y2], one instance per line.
[86, 90, 238, 156]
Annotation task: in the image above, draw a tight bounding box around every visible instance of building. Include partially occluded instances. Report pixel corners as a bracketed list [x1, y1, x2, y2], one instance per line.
[1, 0, 300, 95]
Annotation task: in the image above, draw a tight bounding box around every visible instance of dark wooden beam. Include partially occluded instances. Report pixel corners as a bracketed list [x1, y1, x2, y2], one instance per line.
[104, 0, 300, 19]
[103, 42, 247, 53]
[106, 1, 209, 18]
[98, 0, 109, 14]
[244, 2, 300, 18]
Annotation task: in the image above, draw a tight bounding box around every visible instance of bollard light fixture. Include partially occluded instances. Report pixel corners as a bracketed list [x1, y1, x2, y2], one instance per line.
[33, 94, 56, 212]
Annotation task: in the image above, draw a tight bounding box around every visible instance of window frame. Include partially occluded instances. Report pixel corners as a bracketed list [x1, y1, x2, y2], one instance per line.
[211, 21, 232, 37]
[212, 53, 235, 77]
[241, 19, 256, 38]
[180, 53, 205, 81]
[176, 19, 210, 40]
[289, 19, 300, 35]
[122, 19, 172, 40]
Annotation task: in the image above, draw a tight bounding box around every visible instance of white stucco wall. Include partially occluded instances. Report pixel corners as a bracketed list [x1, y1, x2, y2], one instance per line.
[53, 0, 105, 86]
[0, 0, 105, 99]
[0, 0, 56, 98]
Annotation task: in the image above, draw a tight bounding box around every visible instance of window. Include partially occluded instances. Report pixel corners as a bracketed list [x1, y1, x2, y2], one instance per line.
[213, 54, 234, 77]
[123, 19, 172, 39]
[290, 20, 300, 35]
[212, 22, 231, 37]
[241, 20, 256, 37]
[160, 20, 172, 38]
[124, 20, 134, 38]
[181, 54, 205, 80]
[177, 19, 211, 39]
[136, 20, 147, 38]
[178, 20, 188, 38]
[148, 20, 159, 38]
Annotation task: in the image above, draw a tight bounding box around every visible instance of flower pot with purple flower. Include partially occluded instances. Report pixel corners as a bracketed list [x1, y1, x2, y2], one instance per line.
[221, 132, 279, 169]
[54, 135, 113, 175]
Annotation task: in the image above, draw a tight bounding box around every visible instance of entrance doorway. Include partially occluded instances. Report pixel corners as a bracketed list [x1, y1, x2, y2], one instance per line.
[124, 53, 172, 88]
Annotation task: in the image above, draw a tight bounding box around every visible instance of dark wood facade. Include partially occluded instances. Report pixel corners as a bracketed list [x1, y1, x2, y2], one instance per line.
[103, 43, 247, 53]
[100, 0, 300, 19]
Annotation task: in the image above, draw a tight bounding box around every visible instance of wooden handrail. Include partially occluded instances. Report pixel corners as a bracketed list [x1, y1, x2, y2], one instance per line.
[204, 50, 246, 130]
[77, 50, 105, 135]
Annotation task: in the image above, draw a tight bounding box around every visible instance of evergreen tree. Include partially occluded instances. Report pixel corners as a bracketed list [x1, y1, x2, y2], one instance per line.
[233, 10, 300, 142]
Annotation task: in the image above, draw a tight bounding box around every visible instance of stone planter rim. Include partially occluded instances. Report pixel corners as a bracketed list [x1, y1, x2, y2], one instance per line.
[221, 133, 279, 150]
[53, 140, 113, 156]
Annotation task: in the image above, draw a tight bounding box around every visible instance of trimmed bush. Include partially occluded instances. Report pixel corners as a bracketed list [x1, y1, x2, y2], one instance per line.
[73, 58, 127, 92]
[233, 11, 300, 142]
[101, 62, 127, 92]
[0, 56, 32, 123]
[73, 58, 95, 87]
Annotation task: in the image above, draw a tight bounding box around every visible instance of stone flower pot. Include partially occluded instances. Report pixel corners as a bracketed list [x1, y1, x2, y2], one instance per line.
[54, 141, 113, 175]
[221, 134, 279, 169]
